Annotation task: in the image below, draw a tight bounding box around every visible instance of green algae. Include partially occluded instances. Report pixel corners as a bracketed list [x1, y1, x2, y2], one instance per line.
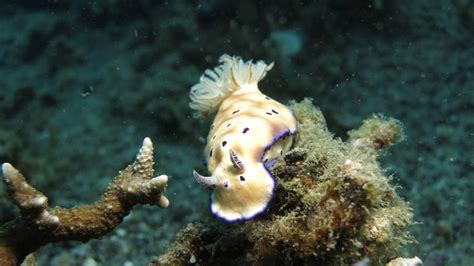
[157, 99, 413, 265]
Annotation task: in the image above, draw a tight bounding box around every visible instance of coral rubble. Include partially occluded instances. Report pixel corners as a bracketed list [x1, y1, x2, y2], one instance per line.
[0, 138, 169, 265]
[156, 99, 413, 265]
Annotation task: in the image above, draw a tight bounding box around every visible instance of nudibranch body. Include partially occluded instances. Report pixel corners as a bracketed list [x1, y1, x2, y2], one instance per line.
[190, 54, 297, 222]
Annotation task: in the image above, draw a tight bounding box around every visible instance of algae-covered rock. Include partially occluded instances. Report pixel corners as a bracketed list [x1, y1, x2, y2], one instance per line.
[155, 99, 413, 265]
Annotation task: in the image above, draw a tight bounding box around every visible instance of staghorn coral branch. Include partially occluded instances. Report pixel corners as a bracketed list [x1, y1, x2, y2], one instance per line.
[0, 137, 169, 266]
[2, 163, 59, 229]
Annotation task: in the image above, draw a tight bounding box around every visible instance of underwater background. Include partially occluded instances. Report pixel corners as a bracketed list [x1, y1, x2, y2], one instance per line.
[0, 0, 472, 265]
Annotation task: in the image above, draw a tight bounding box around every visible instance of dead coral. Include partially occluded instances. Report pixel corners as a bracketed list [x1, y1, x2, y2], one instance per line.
[0, 137, 169, 266]
[157, 99, 413, 265]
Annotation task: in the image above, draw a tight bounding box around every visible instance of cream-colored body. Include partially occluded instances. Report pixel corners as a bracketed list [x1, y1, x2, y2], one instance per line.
[206, 84, 296, 220]
[190, 55, 297, 221]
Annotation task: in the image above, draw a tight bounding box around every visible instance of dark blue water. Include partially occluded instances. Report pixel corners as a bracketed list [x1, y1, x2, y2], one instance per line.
[0, 1, 472, 265]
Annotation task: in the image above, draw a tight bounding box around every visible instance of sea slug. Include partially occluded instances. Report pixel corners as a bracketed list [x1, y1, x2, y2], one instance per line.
[189, 54, 297, 221]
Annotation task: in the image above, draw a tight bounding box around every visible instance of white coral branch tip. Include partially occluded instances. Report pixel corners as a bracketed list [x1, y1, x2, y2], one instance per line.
[133, 137, 154, 175]
[141, 175, 168, 191]
[2, 163, 17, 182]
[31, 196, 48, 207]
[189, 54, 274, 115]
[159, 195, 169, 208]
[39, 210, 60, 225]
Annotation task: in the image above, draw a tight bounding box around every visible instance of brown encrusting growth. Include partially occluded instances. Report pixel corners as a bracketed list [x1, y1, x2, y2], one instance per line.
[156, 99, 413, 265]
[0, 138, 169, 266]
